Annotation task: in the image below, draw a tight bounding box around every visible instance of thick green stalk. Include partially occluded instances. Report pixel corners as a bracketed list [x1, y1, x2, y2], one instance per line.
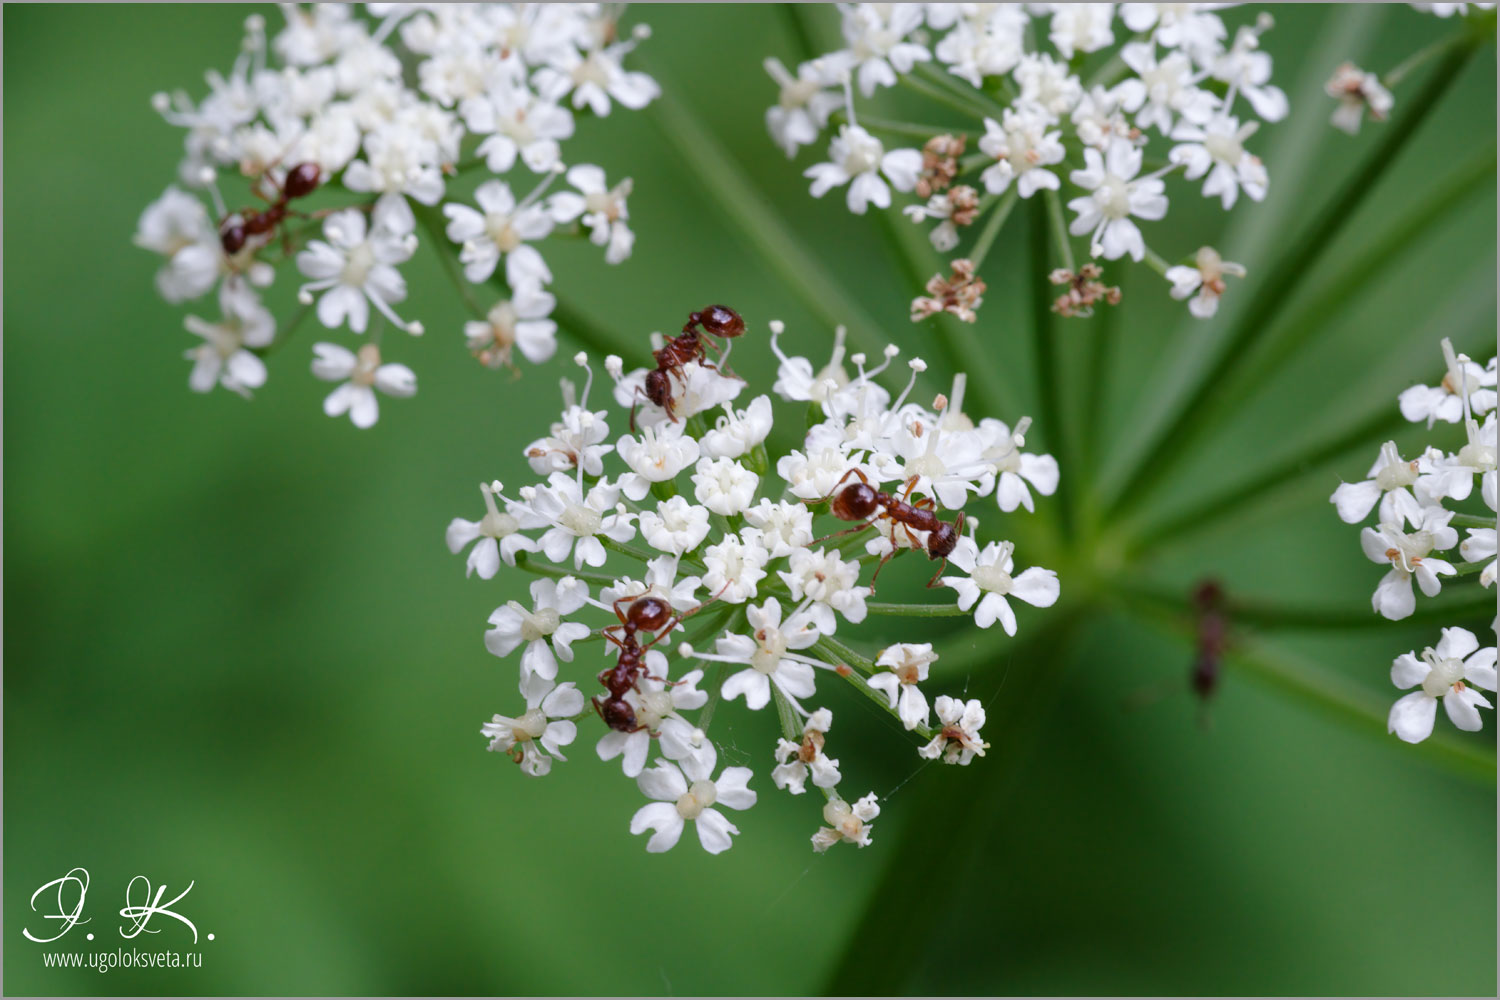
[1097, 36, 1481, 525]
[967, 188, 1018, 271]
[864, 601, 971, 617]
[1029, 198, 1073, 537]
[412, 201, 485, 319]
[1450, 513, 1498, 530]
[512, 552, 618, 587]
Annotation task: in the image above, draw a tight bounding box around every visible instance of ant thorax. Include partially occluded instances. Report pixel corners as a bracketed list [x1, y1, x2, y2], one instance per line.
[869, 514, 928, 555]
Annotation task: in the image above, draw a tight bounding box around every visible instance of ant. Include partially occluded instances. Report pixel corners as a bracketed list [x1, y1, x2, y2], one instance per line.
[1189, 579, 1227, 704]
[594, 593, 711, 733]
[631, 304, 746, 429]
[219, 162, 322, 256]
[818, 469, 964, 591]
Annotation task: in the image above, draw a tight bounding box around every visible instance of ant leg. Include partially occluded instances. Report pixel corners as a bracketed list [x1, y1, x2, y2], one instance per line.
[811, 518, 877, 546]
[898, 475, 921, 504]
[601, 625, 628, 650]
[610, 595, 634, 627]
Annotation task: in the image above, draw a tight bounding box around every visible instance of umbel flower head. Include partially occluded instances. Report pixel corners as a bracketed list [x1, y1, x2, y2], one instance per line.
[1331, 336, 1498, 746]
[136, 4, 659, 424]
[458, 306, 1061, 854]
[764, 4, 1290, 321]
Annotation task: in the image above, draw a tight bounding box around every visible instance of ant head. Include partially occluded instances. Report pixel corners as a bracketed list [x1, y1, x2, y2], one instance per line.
[627, 595, 672, 632]
[602, 698, 639, 732]
[645, 368, 672, 407]
[219, 224, 247, 255]
[283, 162, 322, 199]
[831, 481, 878, 522]
[928, 522, 959, 559]
[697, 304, 745, 338]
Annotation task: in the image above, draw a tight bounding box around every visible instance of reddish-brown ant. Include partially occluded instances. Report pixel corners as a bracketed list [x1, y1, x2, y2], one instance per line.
[219, 162, 322, 255]
[818, 469, 964, 590]
[593, 593, 711, 733]
[631, 304, 746, 429]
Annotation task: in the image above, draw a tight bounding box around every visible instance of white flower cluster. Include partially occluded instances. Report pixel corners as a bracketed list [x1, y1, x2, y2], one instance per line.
[1330, 338, 1498, 744]
[455, 311, 1061, 854]
[134, 3, 656, 426]
[766, 3, 1288, 320]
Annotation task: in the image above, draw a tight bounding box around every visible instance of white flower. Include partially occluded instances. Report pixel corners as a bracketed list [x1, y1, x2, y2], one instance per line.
[1398, 339, 1498, 427]
[135, 186, 223, 303]
[446, 482, 541, 578]
[1119, 4, 1227, 59]
[919, 695, 989, 764]
[639, 496, 712, 556]
[778, 446, 877, 501]
[869, 643, 937, 730]
[629, 746, 756, 854]
[525, 397, 613, 478]
[1360, 508, 1459, 620]
[546, 164, 635, 265]
[481, 673, 584, 777]
[443, 178, 556, 286]
[1114, 43, 1215, 135]
[704, 597, 823, 709]
[1325, 62, 1393, 135]
[932, 7, 1027, 86]
[464, 286, 558, 369]
[700, 530, 771, 604]
[742, 499, 815, 559]
[978, 417, 1058, 512]
[805, 124, 922, 215]
[619, 422, 702, 487]
[772, 708, 842, 794]
[779, 548, 871, 631]
[525, 471, 636, 569]
[1330, 441, 1427, 527]
[1164, 246, 1247, 319]
[764, 57, 843, 157]
[1048, 3, 1115, 59]
[978, 109, 1065, 198]
[1170, 116, 1267, 210]
[310, 342, 417, 429]
[692, 457, 760, 516]
[1013, 52, 1082, 117]
[461, 82, 575, 174]
[183, 284, 274, 396]
[611, 360, 745, 429]
[700, 396, 775, 459]
[296, 199, 420, 335]
[532, 37, 661, 117]
[600, 553, 702, 616]
[811, 793, 880, 851]
[839, 3, 931, 95]
[485, 576, 591, 685]
[943, 538, 1060, 634]
[1067, 140, 1168, 262]
[1461, 526, 1497, 588]
[1388, 628, 1497, 743]
[342, 126, 446, 208]
[597, 666, 709, 777]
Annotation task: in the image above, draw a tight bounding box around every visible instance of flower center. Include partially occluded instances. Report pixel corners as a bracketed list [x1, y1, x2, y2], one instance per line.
[559, 503, 601, 537]
[487, 213, 522, 252]
[971, 564, 1014, 594]
[675, 779, 717, 819]
[841, 130, 884, 176]
[636, 690, 674, 730]
[1203, 132, 1243, 165]
[1096, 175, 1133, 219]
[751, 627, 789, 673]
[517, 605, 560, 642]
[513, 708, 548, 741]
[1421, 651, 1465, 697]
[342, 242, 376, 287]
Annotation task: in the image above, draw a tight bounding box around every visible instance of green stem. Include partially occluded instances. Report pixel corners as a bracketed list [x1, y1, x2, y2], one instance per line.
[1097, 36, 1481, 526]
[899, 67, 996, 121]
[1384, 30, 1470, 87]
[1451, 559, 1494, 576]
[1126, 580, 1498, 631]
[968, 188, 1018, 271]
[512, 552, 618, 586]
[1043, 189, 1076, 274]
[811, 637, 935, 740]
[1141, 247, 1170, 277]
[601, 536, 659, 565]
[1029, 198, 1073, 538]
[412, 202, 484, 318]
[831, 109, 946, 141]
[864, 601, 970, 617]
[773, 685, 804, 741]
[912, 62, 1010, 120]
[644, 87, 911, 381]
[257, 300, 312, 356]
[1450, 513, 1498, 530]
[1122, 591, 1495, 783]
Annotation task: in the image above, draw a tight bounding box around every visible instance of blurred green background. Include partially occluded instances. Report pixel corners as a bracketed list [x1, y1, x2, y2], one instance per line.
[4, 4, 1496, 995]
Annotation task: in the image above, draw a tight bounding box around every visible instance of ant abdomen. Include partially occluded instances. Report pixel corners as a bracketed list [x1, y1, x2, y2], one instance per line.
[694, 304, 745, 338]
[283, 162, 322, 199]
[832, 482, 879, 522]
